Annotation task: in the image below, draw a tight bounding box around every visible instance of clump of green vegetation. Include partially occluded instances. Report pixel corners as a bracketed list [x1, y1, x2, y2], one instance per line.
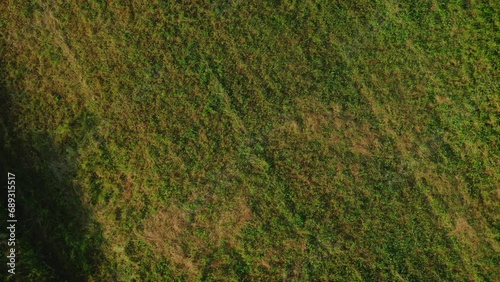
[1, 0, 499, 281]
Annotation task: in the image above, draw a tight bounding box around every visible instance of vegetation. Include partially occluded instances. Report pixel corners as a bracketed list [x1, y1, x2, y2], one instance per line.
[1, 0, 499, 281]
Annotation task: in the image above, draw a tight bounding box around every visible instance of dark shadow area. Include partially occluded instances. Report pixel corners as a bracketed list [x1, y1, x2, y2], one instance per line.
[0, 62, 105, 281]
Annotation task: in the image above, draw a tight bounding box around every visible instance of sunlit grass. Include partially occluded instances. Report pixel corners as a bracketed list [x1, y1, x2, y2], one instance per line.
[1, 0, 498, 281]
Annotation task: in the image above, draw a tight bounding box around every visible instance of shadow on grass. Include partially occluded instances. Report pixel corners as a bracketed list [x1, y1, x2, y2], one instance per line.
[0, 67, 105, 281]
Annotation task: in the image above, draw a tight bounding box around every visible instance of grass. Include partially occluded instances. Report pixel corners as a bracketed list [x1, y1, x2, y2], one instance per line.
[0, 0, 499, 281]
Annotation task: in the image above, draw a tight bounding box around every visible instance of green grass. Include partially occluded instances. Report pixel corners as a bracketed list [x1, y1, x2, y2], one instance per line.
[1, 0, 499, 281]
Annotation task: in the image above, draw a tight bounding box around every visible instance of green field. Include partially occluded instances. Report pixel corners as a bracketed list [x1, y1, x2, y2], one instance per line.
[1, 0, 499, 281]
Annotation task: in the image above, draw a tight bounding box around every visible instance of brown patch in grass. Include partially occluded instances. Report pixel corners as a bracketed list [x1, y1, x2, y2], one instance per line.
[304, 115, 322, 132]
[142, 194, 252, 279]
[395, 131, 416, 157]
[453, 217, 472, 234]
[350, 137, 372, 156]
[289, 120, 300, 133]
[333, 117, 343, 130]
[294, 97, 331, 135]
[350, 163, 361, 181]
[214, 195, 252, 248]
[448, 217, 480, 248]
[434, 95, 453, 105]
[34, 8, 92, 101]
[121, 173, 134, 201]
[346, 122, 380, 157]
[280, 120, 300, 135]
[430, 2, 438, 12]
[143, 204, 200, 279]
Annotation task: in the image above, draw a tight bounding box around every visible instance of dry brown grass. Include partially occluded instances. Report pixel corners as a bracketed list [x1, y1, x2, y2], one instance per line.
[214, 195, 253, 248]
[452, 217, 472, 234]
[143, 204, 199, 277]
[448, 217, 481, 257]
[142, 194, 252, 279]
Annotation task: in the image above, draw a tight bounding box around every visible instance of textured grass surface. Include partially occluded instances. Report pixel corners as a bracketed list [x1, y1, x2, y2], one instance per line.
[1, 1, 499, 281]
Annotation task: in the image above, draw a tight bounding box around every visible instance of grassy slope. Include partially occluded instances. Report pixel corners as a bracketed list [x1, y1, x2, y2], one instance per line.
[1, 0, 499, 281]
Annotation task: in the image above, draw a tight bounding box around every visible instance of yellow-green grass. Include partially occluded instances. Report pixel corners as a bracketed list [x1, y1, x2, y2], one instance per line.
[0, 0, 499, 281]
